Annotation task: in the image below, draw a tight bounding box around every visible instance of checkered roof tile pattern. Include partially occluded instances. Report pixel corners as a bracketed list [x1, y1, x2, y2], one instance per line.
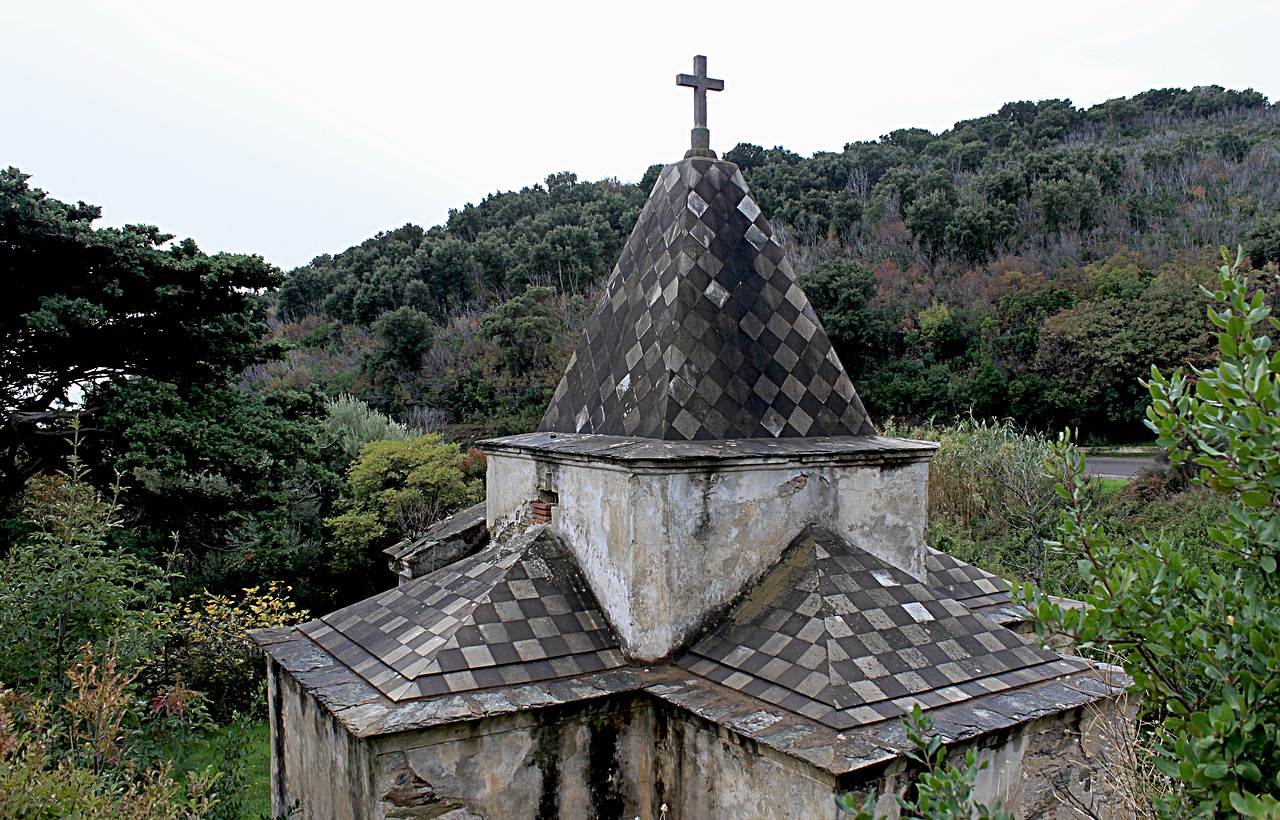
[298, 530, 625, 702]
[677, 531, 1085, 730]
[926, 547, 1014, 610]
[539, 157, 873, 440]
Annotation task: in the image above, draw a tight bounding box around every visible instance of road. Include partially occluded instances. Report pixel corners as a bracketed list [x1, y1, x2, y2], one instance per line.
[1083, 455, 1158, 479]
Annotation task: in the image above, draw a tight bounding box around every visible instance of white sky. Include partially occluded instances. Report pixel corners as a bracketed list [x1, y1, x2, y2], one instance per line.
[3, 0, 1275, 270]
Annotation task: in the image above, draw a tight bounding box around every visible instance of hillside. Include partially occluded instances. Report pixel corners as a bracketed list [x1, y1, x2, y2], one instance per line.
[5, 81, 1280, 819]
[254, 85, 1280, 442]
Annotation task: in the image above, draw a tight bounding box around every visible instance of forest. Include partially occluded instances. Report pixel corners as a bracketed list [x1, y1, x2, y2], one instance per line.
[2, 84, 1280, 815]
[265, 84, 1280, 444]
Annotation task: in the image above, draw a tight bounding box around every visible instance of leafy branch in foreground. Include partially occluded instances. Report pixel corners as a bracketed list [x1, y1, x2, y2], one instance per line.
[835, 704, 1010, 819]
[1017, 248, 1280, 816]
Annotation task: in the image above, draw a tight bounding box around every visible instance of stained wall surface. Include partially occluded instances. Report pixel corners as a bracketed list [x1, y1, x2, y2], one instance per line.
[269, 660, 379, 820]
[269, 658, 1120, 819]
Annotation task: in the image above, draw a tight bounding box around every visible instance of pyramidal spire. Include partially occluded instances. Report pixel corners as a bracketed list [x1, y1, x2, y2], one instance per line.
[539, 155, 874, 440]
[540, 56, 870, 440]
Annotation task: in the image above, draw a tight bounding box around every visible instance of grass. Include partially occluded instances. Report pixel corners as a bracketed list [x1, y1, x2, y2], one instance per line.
[1094, 478, 1130, 495]
[178, 718, 272, 818]
[1080, 444, 1161, 457]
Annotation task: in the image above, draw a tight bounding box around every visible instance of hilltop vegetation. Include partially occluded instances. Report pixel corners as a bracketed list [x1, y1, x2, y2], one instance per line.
[4, 83, 1279, 609]
[259, 84, 1280, 443]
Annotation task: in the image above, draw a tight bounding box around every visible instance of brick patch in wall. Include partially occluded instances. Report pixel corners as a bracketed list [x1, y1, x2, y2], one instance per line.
[531, 500, 555, 523]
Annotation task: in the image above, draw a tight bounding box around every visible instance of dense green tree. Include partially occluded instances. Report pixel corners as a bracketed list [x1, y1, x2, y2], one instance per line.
[905, 190, 956, 257]
[1218, 131, 1251, 163]
[1032, 269, 1214, 438]
[944, 203, 1015, 263]
[372, 306, 434, 374]
[984, 167, 1027, 205]
[799, 261, 897, 377]
[93, 381, 332, 595]
[0, 168, 282, 504]
[0, 444, 168, 690]
[421, 237, 479, 311]
[1029, 99, 1080, 146]
[324, 435, 482, 590]
[1245, 215, 1280, 269]
[481, 285, 568, 374]
[1032, 169, 1103, 233]
[868, 165, 921, 220]
[881, 127, 936, 156]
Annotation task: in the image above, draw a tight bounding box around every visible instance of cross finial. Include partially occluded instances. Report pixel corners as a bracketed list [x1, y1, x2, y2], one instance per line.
[676, 55, 724, 159]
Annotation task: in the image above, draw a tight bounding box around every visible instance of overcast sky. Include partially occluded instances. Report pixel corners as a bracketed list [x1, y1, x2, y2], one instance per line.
[4, 0, 1275, 271]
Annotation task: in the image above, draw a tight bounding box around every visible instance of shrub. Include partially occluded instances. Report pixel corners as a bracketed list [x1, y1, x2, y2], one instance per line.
[0, 646, 219, 819]
[325, 434, 484, 584]
[835, 705, 1010, 819]
[0, 436, 169, 692]
[322, 393, 421, 467]
[1021, 249, 1280, 814]
[160, 582, 309, 721]
[884, 416, 1070, 587]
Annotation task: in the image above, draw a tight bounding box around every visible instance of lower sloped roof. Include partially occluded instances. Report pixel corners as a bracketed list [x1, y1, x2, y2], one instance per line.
[677, 529, 1086, 730]
[275, 524, 1093, 742]
[927, 547, 1014, 609]
[298, 529, 627, 701]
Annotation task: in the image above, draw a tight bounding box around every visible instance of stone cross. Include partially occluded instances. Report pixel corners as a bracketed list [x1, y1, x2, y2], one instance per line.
[676, 55, 723, 159]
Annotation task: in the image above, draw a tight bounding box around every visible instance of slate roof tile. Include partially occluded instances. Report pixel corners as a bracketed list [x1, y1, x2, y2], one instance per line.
[539, 158, 873, 440]
[298, 529, 626, 701]
[676, 530, 1089, 731]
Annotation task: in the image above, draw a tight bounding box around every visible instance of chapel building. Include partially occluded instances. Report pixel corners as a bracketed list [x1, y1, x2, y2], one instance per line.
[255, 58, 1125, 819]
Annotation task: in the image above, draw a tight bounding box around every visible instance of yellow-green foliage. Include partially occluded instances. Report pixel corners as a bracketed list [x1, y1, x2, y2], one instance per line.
[325, 434, 483, 575]
[837, 704, 1011, 819]
[162, 582, 309, 720]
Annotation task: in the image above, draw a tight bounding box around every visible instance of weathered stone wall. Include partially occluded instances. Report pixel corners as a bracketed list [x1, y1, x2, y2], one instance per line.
[839, 707, 1121, 820]
[982, 705, 1126, 819]
[484, 443, 931, 662]
[643, 701, 839, 818]
[829, 459, 929, 576]
[267, 685, 1121, 820]
[485, 453, 539, 536]
[371, 698, 651, 820]
[269, 659, 379, 819]
[360, 695, 836, 820]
